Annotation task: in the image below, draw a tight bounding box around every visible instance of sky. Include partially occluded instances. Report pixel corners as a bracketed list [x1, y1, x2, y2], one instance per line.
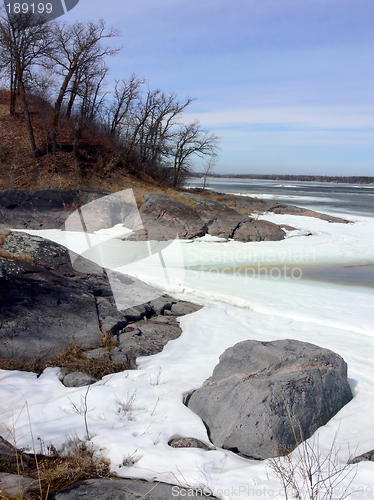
[62, 0, 374, 176]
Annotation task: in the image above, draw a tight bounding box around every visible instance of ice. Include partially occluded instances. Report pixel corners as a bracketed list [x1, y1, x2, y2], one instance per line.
[1, 212, 374, 498]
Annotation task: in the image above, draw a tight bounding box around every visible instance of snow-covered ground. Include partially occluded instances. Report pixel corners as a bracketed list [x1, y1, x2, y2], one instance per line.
[1, 211, 373, 499]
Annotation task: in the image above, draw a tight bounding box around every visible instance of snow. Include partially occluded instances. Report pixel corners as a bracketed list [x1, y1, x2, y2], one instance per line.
[1, 211, 374, 499]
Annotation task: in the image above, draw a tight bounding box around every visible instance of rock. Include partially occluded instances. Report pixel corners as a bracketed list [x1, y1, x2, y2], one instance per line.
[139, 193, 207, 240]
[84, 348, 111, 361]
[122, 304, 153, 322]
[62, 371, 99, 387]
[2, 231, 76, 274]
[0, 260, 102, 361]
[166, 301, 203, 316]
[181, 192, 246, 239]
[186, 339, 353, 460]
[109, 347, 137, 369]
[95, 296, 128, 334]
[348, 449, 374, 464]
[227, 219, 286, 242]
[0, 472, 36, 497]
[118, 316, 182, 358]
[221, 194, 349, 224]
[0, 232, 202, 366]
[0, 189, 108, 229]
[51, 477, 217, 499]
[0, 436, 33, 466]
[148, 296, 175, 315]
[139, 193, 285, 242]
[168, 437, 213, 451]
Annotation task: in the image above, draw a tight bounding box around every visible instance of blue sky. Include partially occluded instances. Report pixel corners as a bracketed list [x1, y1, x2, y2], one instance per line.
[64, 0, 374, 176]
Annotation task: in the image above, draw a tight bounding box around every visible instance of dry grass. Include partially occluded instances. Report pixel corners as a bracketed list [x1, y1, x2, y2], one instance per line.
[48, 343, 130, 379]
[0, 340, 130, 379]
[0, 357, 48, 376]
[35, 439, 112, 494]
[0, 437, 112, 499]
[99, 331, 119, 352]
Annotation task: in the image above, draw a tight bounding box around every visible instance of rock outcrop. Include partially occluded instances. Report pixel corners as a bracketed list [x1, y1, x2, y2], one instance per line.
[138, 193, 285, 242]
[186, 339, 353, 460]
[220, 194, 349, 224]
[0, 189, 107, 230]
[0, 232, 201, 372]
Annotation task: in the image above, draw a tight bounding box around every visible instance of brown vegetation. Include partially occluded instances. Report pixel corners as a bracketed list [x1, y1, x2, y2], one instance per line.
[0, 339, 130, 379]
[0, 437, 113, 499]
[0, 89, 173, 200]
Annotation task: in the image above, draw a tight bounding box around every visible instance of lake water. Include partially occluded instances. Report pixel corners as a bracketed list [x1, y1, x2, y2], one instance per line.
[187, 177, 374, 218]
[187, 177, 374, 289]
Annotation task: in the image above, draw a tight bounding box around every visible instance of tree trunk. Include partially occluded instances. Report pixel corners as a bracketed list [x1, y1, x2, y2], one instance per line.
[49, 67, 76, 148]
[18, 79, 38, 156]
[9, 61, 17, 115]
[73, 119, 82, 158]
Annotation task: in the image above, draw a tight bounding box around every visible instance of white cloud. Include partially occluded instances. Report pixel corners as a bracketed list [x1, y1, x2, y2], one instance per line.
[183, 105, 374, 130]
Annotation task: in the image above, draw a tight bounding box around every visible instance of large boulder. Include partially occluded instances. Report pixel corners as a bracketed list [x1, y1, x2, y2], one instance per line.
[186, 339, 353, 460]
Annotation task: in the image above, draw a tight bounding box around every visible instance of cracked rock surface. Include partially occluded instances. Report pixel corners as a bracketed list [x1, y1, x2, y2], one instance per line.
[0, 232, 201, 367]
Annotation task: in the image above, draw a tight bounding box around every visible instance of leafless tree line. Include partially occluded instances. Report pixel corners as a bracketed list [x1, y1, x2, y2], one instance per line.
[0, 10, 219, 186]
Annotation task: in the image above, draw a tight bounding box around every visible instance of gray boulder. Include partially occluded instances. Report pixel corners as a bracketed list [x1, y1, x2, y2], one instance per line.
[168, 437, 213, 451]
[61, 371, 99, 388]
[186, 339, 353, 460]
[227, 219, 286, 242]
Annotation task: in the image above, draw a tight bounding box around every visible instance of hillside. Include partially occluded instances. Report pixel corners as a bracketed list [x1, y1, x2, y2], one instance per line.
[0, 89, 181, 205]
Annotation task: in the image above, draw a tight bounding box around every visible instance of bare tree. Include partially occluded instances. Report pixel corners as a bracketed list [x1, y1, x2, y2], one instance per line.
[202, 157, 216, 190]
[106, 74, 144, 139]
[171, 120, 219, 187]
[0, 10, 53, 155]
[117, 87, 195, 175]
[140, 92, 194, 167]
[46, 19, 121, 148]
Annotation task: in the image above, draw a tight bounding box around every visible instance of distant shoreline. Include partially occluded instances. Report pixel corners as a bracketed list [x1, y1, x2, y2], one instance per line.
[190, 173, 374, 185]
